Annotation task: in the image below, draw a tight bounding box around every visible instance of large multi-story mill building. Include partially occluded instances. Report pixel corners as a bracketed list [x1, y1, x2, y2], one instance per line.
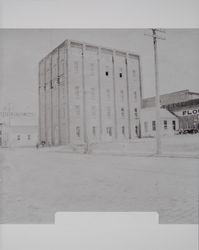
[38, 40, 142, 146]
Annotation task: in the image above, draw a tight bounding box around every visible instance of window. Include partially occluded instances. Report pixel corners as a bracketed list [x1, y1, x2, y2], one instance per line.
[105, 66, 109, 76]
[164, 120, 168, 129]
[120, 90, 124, 102]
[76, 126, 80, 137]
[90, 63, 95, 76]
[107, 106, 111, 119]
[92, 126, 96, 137]
[75, 105, 80, 116]
[144, 121, 148, 133]
[74, 86, 80, 98]
[121, 108, 125, 118]
[134, 108, 138, 118]
[133, 91, 137, 101]
[106, 89, 110, 101]
[74, 61, 79, 73]
[0, 130, 2, 136]
[91, 88, 95, 99]
[152, 121, 156, 131]
[132, 69, 137, 77]
[27, 135, 31, 140]
[119, 67, 123, 78]
[122, 126, 125, 136]
[135, 126, 138, 136]
[106, 127, 112, 136]
[91, 105, 96, 117]
[17, 135, 21, 141]
[172, 120, 176, 130]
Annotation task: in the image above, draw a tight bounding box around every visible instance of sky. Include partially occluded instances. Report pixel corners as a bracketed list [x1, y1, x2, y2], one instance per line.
[0, 29, 199, 114]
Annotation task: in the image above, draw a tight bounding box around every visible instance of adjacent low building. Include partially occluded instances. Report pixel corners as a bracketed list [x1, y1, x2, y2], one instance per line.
[0, 110, 38, 147]
[141, 89, 199, 137]
[163, 98, 199, 131]
[38, 39, 142, 146]
[141, 107, 178, 137]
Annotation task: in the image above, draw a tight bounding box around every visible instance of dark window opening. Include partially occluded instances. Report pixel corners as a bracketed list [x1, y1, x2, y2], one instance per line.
[92, 126, 96, 137]
[106, 127, 112, 136]
[152, 121, 156, 131]
[121, 108, 125, 118]
[122, 126, 125, 136]
[135, 126, 138, 136]
[172, 120, 176, 130]
[105, 71, 109, 76]
[164, 120, 168, 129]
[134, 108, 138, 117]
[119, 73, 122, 78]
[76, 126, 80, 137]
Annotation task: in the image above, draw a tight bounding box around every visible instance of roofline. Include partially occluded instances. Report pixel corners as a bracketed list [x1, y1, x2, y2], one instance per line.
[39, 38, 140, 63]
[162, 98, 199, 109]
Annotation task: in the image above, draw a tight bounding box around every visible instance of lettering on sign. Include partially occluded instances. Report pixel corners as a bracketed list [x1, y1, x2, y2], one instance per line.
[182, 109, 199, 116]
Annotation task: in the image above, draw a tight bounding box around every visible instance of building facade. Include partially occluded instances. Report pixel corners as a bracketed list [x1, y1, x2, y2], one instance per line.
[141, 89, 199, 136]
[140, 107, 179, 137]
[163, 98, 199, 131]
[39, 40, 142, 146]
[0, 110, 38, 147]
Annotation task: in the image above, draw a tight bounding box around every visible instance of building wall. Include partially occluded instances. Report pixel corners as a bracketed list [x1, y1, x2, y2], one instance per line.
[10, 126, 38, 147]
[0, 124, 8, 147]
[39, 40, 142, 146]
[0, 124, 37, 147]
[141, 108, 179, 137]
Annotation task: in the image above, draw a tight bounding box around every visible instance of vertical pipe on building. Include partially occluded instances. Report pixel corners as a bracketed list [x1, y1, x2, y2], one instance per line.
[112, 50, 118, 141]
[138, 56, 143, 138]
[57, 47, 61, 145]
[82, 44, 89, 153]
[66, 41, 71, 144]
[125, 54, 132, 140]
[44, 59, 47, 144]
[63, 41, 68, 144]
[50, 54, 54, 145]
[97, 47, 103, 142]
[38, 63, 41, 144]
[82, 43, 88, 152]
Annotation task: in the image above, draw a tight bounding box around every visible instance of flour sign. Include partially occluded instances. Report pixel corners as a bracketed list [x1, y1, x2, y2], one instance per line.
[182, 108, 199, 116]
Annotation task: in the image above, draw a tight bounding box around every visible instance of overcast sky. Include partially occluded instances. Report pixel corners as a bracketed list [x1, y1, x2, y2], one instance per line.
[0, 29, 199, 113]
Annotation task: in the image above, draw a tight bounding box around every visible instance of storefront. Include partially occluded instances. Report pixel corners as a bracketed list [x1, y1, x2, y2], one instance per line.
[163, 98, 199, 132]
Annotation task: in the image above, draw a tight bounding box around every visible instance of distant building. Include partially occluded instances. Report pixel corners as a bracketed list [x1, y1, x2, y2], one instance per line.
[142, 89, 199, 108]
[0, 110, 38, 147]
[38, 39, 142, 146]
[162, 98, 199, 131]
[141, 107, 178, 137]
[141, 89, 199, 136]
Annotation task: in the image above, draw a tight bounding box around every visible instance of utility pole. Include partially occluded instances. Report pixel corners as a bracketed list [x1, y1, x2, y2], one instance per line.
[145, 29, 166, 155]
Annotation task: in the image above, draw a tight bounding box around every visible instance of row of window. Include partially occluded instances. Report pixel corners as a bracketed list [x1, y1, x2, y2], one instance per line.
[144, 120, 176, 132]
[73, 61, 137, 78]
[17, 135, 31, 141]
[74, 86, 138, 105]
[75, 126, 129, 138]
[74, 105, 138, 119]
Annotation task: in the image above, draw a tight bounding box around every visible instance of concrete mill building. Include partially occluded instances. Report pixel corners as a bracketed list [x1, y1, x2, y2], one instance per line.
[38, 40, 142, 146]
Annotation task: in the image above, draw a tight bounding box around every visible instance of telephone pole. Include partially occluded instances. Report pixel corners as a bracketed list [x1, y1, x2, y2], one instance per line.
[145, 29, 166, 155]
